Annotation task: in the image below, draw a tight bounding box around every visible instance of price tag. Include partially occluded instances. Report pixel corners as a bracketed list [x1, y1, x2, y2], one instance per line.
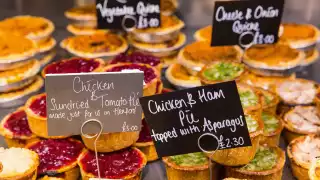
[139, 81, 251, 157]
[211, 0, 284, 47]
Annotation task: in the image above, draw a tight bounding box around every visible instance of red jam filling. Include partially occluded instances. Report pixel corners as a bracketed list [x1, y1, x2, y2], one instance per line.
[162, 88, 173, 93]
[29, 95, 47, 118]
[28, 139, 83, 175]
[110, 52, 161, 67]
[80, 148, 144, 179]
[45, 58, 100, 74]
[137, 119, 152, 143]
[106, 64, 156, 83]
[4, 110, 32, 137]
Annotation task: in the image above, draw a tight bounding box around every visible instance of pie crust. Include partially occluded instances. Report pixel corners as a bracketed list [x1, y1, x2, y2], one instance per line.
[260, 112, 284, 146]
[165, 63, 201, 89]
[161, 0, 178, 16]
[39, 50, 57, 68]
[226, 146, 285, 180]
[35, 37, 56, 53]
[38, 167, 80, 180]
[194, 25, 212, 42]
[65, 5, 96, 21]
[257, 88, 280, 114]
[60, 33, 128, 58]
[77, 147, 147, 180]
[0, 107, 39, 148]
[66, 24, 108, 36]
[302, 48, 319, 66]
[161, 51, 178, 68]
[103, 63, 160, 96]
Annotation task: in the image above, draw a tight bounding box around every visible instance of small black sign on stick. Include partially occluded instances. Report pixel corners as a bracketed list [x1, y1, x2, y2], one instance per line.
[211, 0, 284, 47]
[139, 81, 251, 157]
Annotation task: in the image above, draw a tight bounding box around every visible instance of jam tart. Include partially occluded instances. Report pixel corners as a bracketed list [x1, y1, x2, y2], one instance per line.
[77, 147, 147, 180]
[0, 107, 39, 148]
[194, 25, 212, 42]
[260, 112, 283, 146]
[0, 147, 39, 180]
[61, 33, 128, 59]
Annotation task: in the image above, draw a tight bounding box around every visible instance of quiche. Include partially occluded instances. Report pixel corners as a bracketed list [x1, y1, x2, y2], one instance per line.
[208, 113, 263, 166]
[288, 135, 320, 180]
[103, 63, 160, 96]
[65, 5, 96, 22]
[226, 145, 285, 180]
[0, 107, 39, 148]
[199, 61, 245, 85]
[130, 15, 184, 43]
[283, 106, 320, 143]
[302, 48, 319, 66]
[260, 112, 283, 146]
[39, 50, 57, 68]
[0, 147, 39, 180]
[77, 147, 147, 180]
[60, 33, 128, 59]
[194, 25, 212, 42]
[161, 0, 178, 16]
[257, 88, 280, 114]
[178, 41, 242, 75]
[166, 63, 201, 89]
[35, 37, 56, 54]
[27, 139, 83, 178]
[66, 24, 108, 35]
[163, 152, 215, 180]
[237, 83, 261, 115]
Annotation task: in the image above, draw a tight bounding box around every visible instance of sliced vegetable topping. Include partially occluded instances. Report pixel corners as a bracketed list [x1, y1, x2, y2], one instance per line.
[203, 62, 244, 81]
[169, 152, 207, 166]
[262, 112, 279, 133]
[241, 146, 277, 171]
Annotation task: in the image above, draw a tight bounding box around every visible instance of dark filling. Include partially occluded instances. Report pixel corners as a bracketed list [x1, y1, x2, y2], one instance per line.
[45, 58, 100, 74]
[4, 110, 32, 137]
[110, 52, 160, 67]
[80, 148, 143, 179]
[29, 95, 47, 118]
[137, 119, 152, 143]
[28, 139, 83, 175]
[155, 80, 161, 94]
[162, 88, 173, 93]
[106, 64, 156, 83]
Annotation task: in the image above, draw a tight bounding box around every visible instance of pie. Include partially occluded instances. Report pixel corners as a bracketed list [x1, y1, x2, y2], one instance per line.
[42, 57, 105, 77]
[163, 152, 213, 180]
[198, 61, 245, 85]
[178, 41, 242, 75]
[194, 25, 212, 42]
[283, 106, 320, 143]
[257, 88, 280, 114]
[161, 0, 178, 16]
[65, 5, 96, 21]
[36, 37, 56, 54]
[287, 135, 320, 180]
[280, 23, 320, 49]
[302, 48, 319, 66]
[0, 15, 54, 42]
[208, 113, 263, 166]
[77, 147, 147, 179]
[34, 37, 56, 66]
[67, 24, 108, 35]
[27, 138, 83, 177]
[39, 50, 57, 68]
[103, 63, 160, 96]
[0, 147, 39, 180]
[130, 15, 184, 43]
[165, 63, 201, 89]
[0, 107, 39, 148]
[60, 33, 128, 58]
[226, 145, 285, 180]
[0, 76, 43, 108]
[25, 93, 69, 139]
[260, 112, 283, 146]
[237, 83, 261, 115]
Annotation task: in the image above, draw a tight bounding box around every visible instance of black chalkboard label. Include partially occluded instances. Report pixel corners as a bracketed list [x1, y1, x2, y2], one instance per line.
[211, 0, 284, 47]
[96, 0, 161, 29]
[139, 81, 251, 157]
[46, 72, 143, 136]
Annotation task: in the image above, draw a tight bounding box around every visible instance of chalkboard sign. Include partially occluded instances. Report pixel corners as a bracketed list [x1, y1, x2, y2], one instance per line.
[139, 81, 251, 157]
[96, 0, 161, 29]
[46, 72, 143, 136]
[211, 0, 284, 47]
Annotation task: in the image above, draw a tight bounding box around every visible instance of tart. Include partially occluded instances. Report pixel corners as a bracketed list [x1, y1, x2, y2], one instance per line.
[103, 63, 160, 96]
[226, 145, 285, 180]
[237, 83, 261, 115]
[280, 23, 320, 49]
[161, 51, 178, 68]
[243, 44, 304, 76]
[199, 61, 245, 85]
[0, 15, 54, 42]
[130, 33, 186, 57]
[36, 37, 56, 54]
[282, 106, 320, 143]
[194, 25, 212, 42]
[0, 147, 39, 180]
[130, 15, 184, 43]
[39, 50, 57, 68]
[25, 93, 69, 139]
[61, 33, 128, 59]
[178, 41, 242, 75]
[27, 139, 83, 177]
[257, 88, 280, 114]
[275, 78, 317, 106]
[0, 76, 43, 108]
[302, 48, 319, 66]
[166, 63, 201, 89]
[287, 135, 320, 180]
[161, 0, 178, 16]
[37, 167, 80, 180]
[66, 24, 108, 35]
[134, 119, 158, 162]
[163, 152, 215, 180]
[208, 113, 263, 166]
[65, 5, 96, 22]
[42, 57, 105, 77]
[0, 107, 39, 148]
[260, 112, 283, 146]
[77, 147, 147, 180]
